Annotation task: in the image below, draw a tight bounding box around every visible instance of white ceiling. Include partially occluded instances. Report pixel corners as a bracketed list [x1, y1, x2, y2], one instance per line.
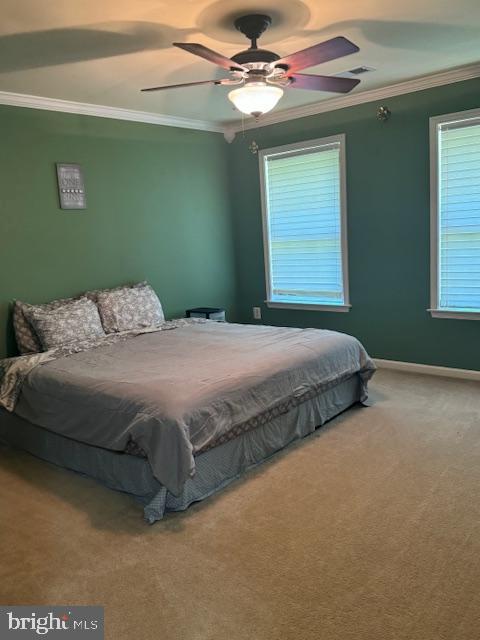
[1, 0, 480, 126]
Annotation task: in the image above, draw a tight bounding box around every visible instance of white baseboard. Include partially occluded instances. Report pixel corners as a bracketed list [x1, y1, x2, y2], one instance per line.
[373, 358, 480, 381]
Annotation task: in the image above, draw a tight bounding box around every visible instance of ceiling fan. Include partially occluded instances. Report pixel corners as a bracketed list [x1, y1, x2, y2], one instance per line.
[141, 14, 361, 118]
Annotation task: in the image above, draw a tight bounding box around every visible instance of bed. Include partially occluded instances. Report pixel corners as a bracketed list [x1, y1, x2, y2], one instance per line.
[0, 319, 375, 522]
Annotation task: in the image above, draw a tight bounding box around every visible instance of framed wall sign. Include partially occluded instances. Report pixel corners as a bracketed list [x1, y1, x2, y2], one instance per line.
[56, 163, 87, 209]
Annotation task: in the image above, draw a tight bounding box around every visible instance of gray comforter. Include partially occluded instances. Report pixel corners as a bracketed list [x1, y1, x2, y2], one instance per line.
[5, 320, 375, 495]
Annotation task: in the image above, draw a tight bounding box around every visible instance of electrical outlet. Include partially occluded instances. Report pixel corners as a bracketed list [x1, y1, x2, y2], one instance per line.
[253, 306, 261, 320]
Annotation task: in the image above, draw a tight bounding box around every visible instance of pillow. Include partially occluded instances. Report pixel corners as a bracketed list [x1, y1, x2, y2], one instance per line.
[13, 282, 146, 354]
[27, 297, 106, 350]
[13, 295, 79, 354]
[97, 284, 164, 333]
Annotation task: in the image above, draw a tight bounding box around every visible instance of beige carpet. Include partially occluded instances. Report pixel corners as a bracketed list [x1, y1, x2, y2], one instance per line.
[1, 369, 480, 640]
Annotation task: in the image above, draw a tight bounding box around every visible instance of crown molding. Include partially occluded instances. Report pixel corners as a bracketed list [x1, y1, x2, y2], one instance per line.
[0, 90, 224, 133]
[224, 62, 480, 136]
[1, 62, 479, 138]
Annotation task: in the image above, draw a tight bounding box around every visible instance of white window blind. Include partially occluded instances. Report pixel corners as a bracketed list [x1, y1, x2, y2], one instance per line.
[431, 110, 480, 318]
[260, 135, 349, 310]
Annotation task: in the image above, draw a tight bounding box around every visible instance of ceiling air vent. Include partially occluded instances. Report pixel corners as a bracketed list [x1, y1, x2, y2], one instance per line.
[336, 66, 375, 80]
[348, 66, 375, 75]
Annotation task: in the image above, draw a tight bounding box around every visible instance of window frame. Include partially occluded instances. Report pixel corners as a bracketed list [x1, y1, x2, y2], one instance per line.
[429, 107, 480, 320]
[259, 134, 351, 312]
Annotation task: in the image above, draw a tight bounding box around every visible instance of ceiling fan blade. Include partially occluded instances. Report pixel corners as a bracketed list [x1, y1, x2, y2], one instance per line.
[289, 73, 360, 93]
[274, 36, 359, 73]
[173, 43, 246, 72]
[141, 79, 224, 92]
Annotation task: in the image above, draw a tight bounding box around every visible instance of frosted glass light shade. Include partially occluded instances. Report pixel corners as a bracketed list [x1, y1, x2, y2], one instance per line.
[228, 83, 284, 117]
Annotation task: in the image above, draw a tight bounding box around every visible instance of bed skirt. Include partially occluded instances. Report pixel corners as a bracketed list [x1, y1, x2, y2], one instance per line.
[0, 374, 363, 523]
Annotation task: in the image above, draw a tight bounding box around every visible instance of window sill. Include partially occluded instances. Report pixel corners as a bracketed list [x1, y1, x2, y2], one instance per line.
[266, 301, 351, 312]
[428, 308, 480, 320]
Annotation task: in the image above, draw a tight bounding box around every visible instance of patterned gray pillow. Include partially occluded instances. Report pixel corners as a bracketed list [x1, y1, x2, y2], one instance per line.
[97, 284, 164, 333]
[13, 296, 78, 354]
[13, 283, 147, 354]
[27, 297, 106, 350]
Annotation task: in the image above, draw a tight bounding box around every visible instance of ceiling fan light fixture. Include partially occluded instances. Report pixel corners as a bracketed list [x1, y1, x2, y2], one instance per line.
[228, 83, 284, 117]
[142, 15, 361, 117]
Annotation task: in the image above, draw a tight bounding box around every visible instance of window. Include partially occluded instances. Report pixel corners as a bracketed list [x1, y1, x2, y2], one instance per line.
[259, 135, 350, 311]
[430, 109, 480, 319]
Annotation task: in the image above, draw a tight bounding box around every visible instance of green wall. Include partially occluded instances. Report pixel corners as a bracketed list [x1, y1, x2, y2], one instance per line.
[2, 78, 480, 369]
[0, 106, 236, 358]
[228, 77, 480, 370]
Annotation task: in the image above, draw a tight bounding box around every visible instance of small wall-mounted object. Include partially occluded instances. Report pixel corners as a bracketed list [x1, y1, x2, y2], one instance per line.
[376, 105, 391, 122]
[56, 163, 86, 209]
[249, 140, 259, 155]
